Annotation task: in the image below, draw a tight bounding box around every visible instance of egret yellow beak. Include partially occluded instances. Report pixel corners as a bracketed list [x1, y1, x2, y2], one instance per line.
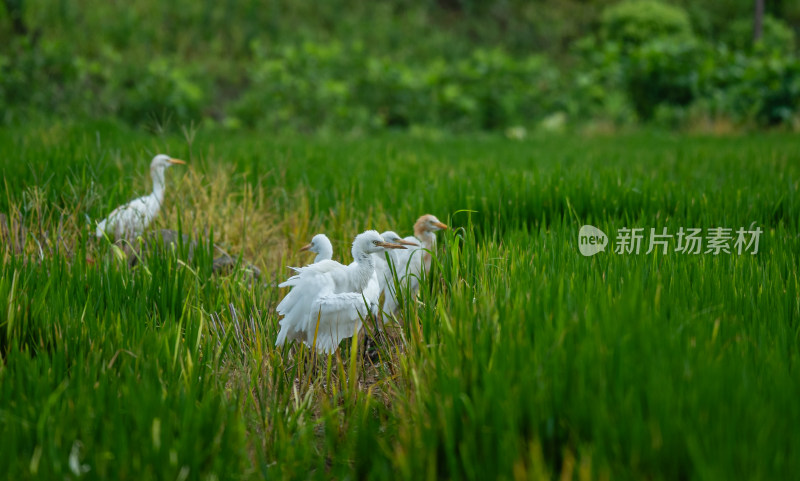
[378, 242, 406, 250]
[169, 158, 186, 165]
[299, 243, 313, 252]
[397, 238, 420, 246]
[434, 221, 448, 230]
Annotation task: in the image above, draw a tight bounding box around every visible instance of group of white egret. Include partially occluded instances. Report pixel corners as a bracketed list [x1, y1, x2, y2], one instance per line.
[95, 154, 448, 354]
[275, 215, 447, 353]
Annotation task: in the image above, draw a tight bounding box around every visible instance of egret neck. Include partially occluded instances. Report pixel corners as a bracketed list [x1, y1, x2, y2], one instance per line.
[151, 163, 168, 205]
[350, 244, 377, 291]
[413, 218, 437, 270]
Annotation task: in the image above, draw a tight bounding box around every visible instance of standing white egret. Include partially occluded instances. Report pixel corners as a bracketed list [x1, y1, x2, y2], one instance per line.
[275, 230, 405, 353]
[382, 214, 448, 315]
[373, 231, 419, 317]
[299, 233, 333, 263]
[96, 154, 186, 241]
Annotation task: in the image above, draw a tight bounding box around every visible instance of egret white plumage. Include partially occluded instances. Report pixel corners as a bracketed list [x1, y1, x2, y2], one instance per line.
[96, 154, 186, 241]
[382, 214, 448, 315]
[275, 230, 406, 353]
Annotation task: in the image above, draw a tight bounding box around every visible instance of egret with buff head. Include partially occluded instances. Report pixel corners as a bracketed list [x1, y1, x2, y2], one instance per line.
[382, 214, 448, 315]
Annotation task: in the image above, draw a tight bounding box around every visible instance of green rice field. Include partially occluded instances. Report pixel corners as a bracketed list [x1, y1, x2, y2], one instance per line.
[1, 122, 798, 480]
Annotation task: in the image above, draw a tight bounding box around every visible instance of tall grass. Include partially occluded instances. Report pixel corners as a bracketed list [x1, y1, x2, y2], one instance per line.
[1, 121, 798, 479]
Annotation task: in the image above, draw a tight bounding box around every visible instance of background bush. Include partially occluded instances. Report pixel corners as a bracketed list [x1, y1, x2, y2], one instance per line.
[724, 14, 797, 55]
[600, 0, 695, 50]
[624, 39, 703, 120]
[0, 0, 799, 132]
[230, 43, 562, 133]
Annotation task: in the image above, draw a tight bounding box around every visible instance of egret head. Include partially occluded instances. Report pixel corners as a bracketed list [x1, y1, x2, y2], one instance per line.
[353, 230, 406, 256]
[300, 234, 332, 254]
[150, 154, 186, 171]
[414, 214, 448, 235]
[300, 233, 334, 263]
[380, 230, 419, 246]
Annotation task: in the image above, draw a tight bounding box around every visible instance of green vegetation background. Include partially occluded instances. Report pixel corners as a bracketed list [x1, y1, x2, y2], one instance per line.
[2, 0, 800, 133]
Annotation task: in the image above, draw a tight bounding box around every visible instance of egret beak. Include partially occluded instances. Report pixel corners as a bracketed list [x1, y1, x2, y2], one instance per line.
[397, 238, 420, 246]
[299, 243, 313, 252]
[378, 242, 406, 250]
[434, 221, 448, 230]
[169, 158, 186, 165]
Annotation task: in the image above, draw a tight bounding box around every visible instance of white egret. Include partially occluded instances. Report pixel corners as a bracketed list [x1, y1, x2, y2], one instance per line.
[275, 230, 405, 353]
[96, 154, 186, 241]
[373, 231, 419, 317]
[382, 214, 448, 315]
[299, 233, 333, 263]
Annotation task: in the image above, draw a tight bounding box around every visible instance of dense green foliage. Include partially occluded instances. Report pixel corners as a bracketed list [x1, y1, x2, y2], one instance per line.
[600, 0, 694, 48]
[1, 0, 799, 131]
[1, 122, 799, 479]
[231, 44, 560, 132]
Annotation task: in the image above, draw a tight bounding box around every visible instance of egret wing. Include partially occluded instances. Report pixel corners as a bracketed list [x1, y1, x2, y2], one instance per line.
[279, 260, 345, 287]
[97, 196, 153, 240]
[275, 270, 335, 347]
[308, 291, 372, 353]
[96, 203, 129, 238]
